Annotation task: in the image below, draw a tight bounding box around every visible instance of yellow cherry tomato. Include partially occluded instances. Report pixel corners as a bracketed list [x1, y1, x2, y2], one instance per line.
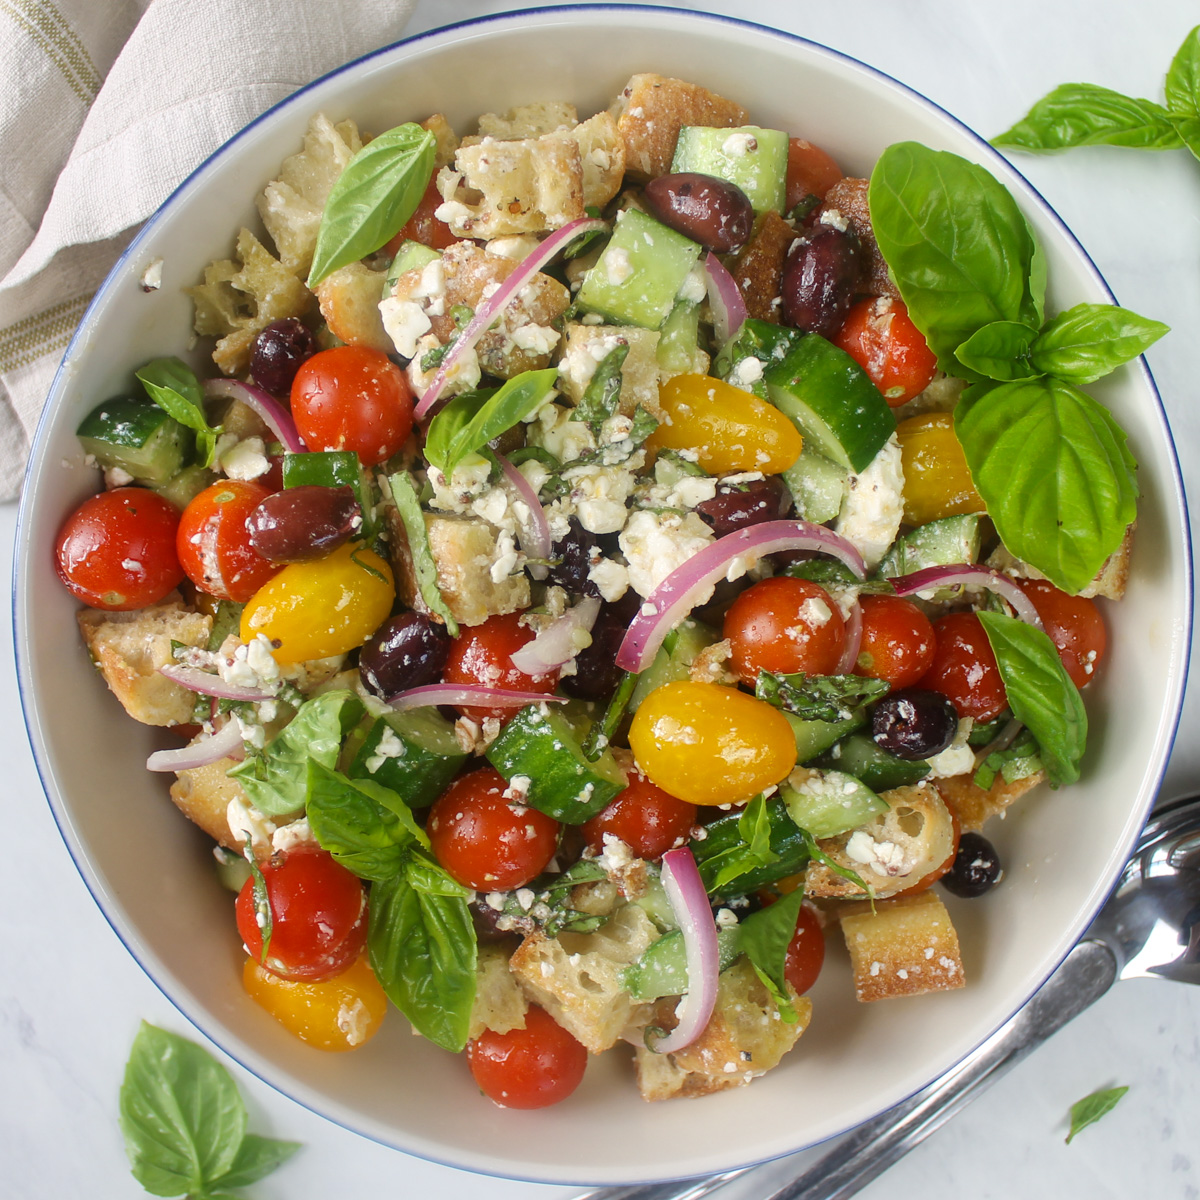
[242, 954, 387, 1051]
[647, 374, 803, 475]
[628, 680, 797, 805]
[895, 411, 986, 527]
[240, 541, 394, 663]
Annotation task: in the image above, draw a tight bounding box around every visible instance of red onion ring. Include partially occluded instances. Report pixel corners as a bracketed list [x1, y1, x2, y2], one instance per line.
[836, 596, 864, 674]
[385, 684, 568, 712]
[889, 565, 1043, 629]
[653, 847, 719, 1054]
[495, 452, 552, 563]
[703, 251, 748, 346]
[616, 520, 867, 673]
[159, 664, 275, 702]
[203, 378, 305, 453]
[510, 597, 601, 675]
[146, 717, 245, 772]
[413, 217, 608, 419]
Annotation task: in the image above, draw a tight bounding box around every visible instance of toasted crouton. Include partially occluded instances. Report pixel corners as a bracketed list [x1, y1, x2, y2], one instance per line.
[77, 597, 212, 727]
[476, 101, 578, 141]
[838, 890, 965, 1002]
[509, 903, 659, 1054]
[633, 959, 812, 1101]
[557, 323, 664, 419]
[314, 262, 391, 352]
[804, 781, 957, 900]
[730, 210, 798, 322]
[985, 526, 1133, 600]
[570, 111, 626, 208]
[421, 112, 460, 168]
[609, 74, 749, 180]
[468, 944, 529, 1040]
[169, 754, 250, 849]
[933, 770, 1046, 833]
[819, 178, 900, 300]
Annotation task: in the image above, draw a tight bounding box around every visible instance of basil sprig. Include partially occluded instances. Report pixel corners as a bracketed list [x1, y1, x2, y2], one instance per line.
[136, 357, 221, 468]
[756, 671, 890, 722]
[1066, 1084, 1130, 1143]
[119, 1022, 299, 1199]
[308, 122, 436, 288]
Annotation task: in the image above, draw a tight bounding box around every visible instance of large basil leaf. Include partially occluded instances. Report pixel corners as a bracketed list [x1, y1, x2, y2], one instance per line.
[229, 690, 364, 818]
[386, 470, 459, 636]
[136, 356, 220, 467]
[1030, 303, 1168, 384]
[868, 144, 1043, 373]
[992, 84, 1183, 152]
[1167, 27, 1200, 159]
[954, 377, 1138, 594]
[737, 887, 805, 1023]
[308, 122, 436, 287]
[977, 611, 1087, 786]
[367, 856, 477, 1052]
[953, 320, 1041, 381]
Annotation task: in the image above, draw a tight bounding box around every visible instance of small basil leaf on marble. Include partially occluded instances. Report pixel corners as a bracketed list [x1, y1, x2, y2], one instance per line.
[1029, 302, 1169, 384]
[953, 320, 1041, 381]
[992, 84, 1183, 152]
[207, 1132, 303, 1191]
[1066, 1084, 1130, 1143]
[1165, 26, 1200, 117]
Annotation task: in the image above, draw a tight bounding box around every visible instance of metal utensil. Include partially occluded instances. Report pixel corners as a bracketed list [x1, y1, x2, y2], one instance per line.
[580, 792, 1200, 1200]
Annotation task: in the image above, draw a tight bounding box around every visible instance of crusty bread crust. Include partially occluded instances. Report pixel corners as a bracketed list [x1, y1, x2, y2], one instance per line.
[933, 769, 1046, 833]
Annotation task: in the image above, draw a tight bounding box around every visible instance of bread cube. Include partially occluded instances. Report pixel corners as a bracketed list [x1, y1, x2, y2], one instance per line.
[557, 323, 664, 419]
[934, 769, 1046, 833]
[468, 944, 529, 1040]
[571, 111, 626, 208]
[421, 112, 460, 168]
[839, 890, 965, 1002]
[730, 210, 797, 322]
[819, 178, 900, 300]
[169, 755, 251, 849]
[314, 262, 391, 352]
[985, 525, 1133, 600]
[476, 101, 578, 141]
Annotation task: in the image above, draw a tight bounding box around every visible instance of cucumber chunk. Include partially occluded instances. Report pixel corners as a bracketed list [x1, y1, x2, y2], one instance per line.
[671, 126, 789, 215]
[348, 709, 467, 808]
[77, 395, 189, 485]
[878, 514, 984, 578]
[387, 240, 440, 289]
[785, 711, 865, 763]
[781, 447, 848, 524]
[153, 464, 216, 510]
[630, 618, 721, 710]
[576, 207, 702, 330]
[486, 704, 627, 823]
[656, 298, 702, 374]
[622, 926, 743, 1001]
[690, 798, 810, 897]
[816, 732, 930, 791]
[765, 335, 896, 472]
[780, 766, 887, 839]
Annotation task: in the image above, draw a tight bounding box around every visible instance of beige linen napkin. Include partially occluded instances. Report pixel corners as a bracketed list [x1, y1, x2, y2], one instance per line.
[0, 0, 417, 500]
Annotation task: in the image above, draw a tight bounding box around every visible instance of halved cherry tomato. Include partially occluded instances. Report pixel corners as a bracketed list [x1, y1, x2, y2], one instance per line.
[467, 1004, 587, 1108]
[177, 480, 281, 602]
[442, 611, 559, 722]
[383, 179, 456, 255]
[235, 847, 368, 981]
[784, 903, 826, 996]
[54, 486, 183, 610]
[1016, 579, 1107, 688]
[834, 297, 938, 406]
[919, 612, 1007, 722]
[290, 345, 413, 467]
[786, 138, 843, 211]
[581, 769, 697, 860]
[428, 766, 560, 891]
[854, 594, 937, 689]
[724, 576, 847, 683]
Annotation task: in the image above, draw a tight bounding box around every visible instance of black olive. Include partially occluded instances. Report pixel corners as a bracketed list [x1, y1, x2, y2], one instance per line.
[871, 688, 958, 760]
[359, 612, 451, 699]
[941, 832, 1004, 898]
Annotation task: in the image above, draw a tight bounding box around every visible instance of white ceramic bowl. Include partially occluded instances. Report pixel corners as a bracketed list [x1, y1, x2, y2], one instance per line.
[14, 5, 1193, 1186]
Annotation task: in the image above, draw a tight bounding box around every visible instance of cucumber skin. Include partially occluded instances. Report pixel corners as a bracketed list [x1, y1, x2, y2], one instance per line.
[816, 732, 931, 791]
[348, 710, 467, 809]
[691, 799, 810, 897]
[671, 125, 789, 214]
[387, 240, 440, 288]
[77, 395, 189, 485]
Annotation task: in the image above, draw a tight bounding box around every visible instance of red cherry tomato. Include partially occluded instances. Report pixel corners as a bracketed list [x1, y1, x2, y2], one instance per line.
[784, 903, 826, 996]
[235, 847, 368, 982]
[443, 611, 560, 723]
[785, 138, 843, 210]
[428, 766, 560, 891]
[383, 179, 456, 255]
[54, 487, 184, 610]
[919, 612, 1008, 722]
[834, 297, 938, 407]
[176, 480, 282, 602]
[723, 576, 847, 684]
[466, 1004, 587, 1109]
[581, 770, 697, 860]
[1017, 579, 1107, 688]
[290, 346, 414, 467]
[854, 594, 937, 689]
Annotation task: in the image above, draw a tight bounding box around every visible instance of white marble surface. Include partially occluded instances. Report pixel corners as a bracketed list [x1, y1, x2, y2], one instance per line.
[4, 0, 1200, 1196]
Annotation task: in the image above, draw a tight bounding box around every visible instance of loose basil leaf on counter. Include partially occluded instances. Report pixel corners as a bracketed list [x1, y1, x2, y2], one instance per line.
[977, 610, 1087, 787]
[954, 377, 1138, 595]
[1165, 27, 1200, 157]
[213, 1133, 304, 1192]
[953, 320, 1041, 381]
[992, 84, 1183, 153]
[136, 356, 221, 467]
[387, 470, 459, 636]
[1066, 1084, 1130, 1143]
[756, 671, 890, 722]
[737, 887, 806, 1024]
[1029, 302, 1169, 384]
[307, 122, 436, 287]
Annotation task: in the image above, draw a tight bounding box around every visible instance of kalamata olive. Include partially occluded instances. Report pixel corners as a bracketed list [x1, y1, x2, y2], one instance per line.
[941, 831, 1004, 898]
[871, 688, 958, 760]
[781, 224, 865, 339]
[695, 475, 792, 535]
[548, 518, 601, 597]
[249, 318, 317, 395]
[359, 611, 451, 699]
[561, 594, 639, 701]
[247, 485, 361, 563]
[643, 172, 754, 252]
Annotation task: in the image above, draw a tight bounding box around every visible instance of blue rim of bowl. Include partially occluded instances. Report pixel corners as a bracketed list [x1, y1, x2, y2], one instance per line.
[13, 3, 1194, 1186]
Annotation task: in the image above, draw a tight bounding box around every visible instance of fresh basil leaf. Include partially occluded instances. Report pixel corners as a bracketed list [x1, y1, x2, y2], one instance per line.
[992, 84, 1183, 152]
[977, 610, 1087, 786]
[480, 860, 611, 938]
[739, 794, 776, 864]
[208, 1132, 301, 1191]
[954, 377, 1138, 594]
[308, 123, 436, 287]
[368, 855, 477, 1051]
[575, 342, 629, 432]
[1029, 302, 1169, 384]
[757, 671, 890, 722]
[1066, 1084, 1129, 1143]
[136, 357, 220, 467]
[583, 669, 636, 761]
[228, 690, 364, 818]
[737, 888, 805, 1023]
[386, 470, 459, 636]
[425, 368, 559, 478]
[1165, 26, 1200, 118]
[244, 846, 273, 963]
[784, 557, 893, 594]
[563, 206, 608, 259]
[119, 1022, 246, 1198]
[953, 320, 1041, 381]
[711, 316, 801, 399]
[868, 143, 1043, 373]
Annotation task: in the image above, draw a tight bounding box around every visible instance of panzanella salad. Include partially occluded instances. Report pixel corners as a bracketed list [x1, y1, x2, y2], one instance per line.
[56, 74, 1164, 1107]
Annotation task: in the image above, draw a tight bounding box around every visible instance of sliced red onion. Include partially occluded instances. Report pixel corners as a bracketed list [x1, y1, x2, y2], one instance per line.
[653, 847, 719, 1055]
[385, 684, 569, 712]
[704, 251, 748, 346]
[413, 217, 608, 419]
[511, 597, 601, 675]
[836, 596, 864, 674]
[889, 565, 1043, 629]
[203, 378, 305, 453]
[496, 452, 552, 563]
[159, 664, 274, 702]
[146, 717, 245, 772]
[616, 520, 867, 673]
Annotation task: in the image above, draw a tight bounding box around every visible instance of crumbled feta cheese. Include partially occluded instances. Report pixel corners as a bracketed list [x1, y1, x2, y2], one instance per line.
[587, 557, 630, 602]
[605, 247, 634, 286]
[834, 434, 905, 569]
[490, 529, 521, 582]
[619, 509, 714, 599]
[140, 258, 163, 291]
[272, 817, 315, 854]
[924, 718, 976, 778]
[219, 435, 269, 482]
[677, 263, 708, 304]
[722, 131, 758, 157]
[726, 355, 764, 392]
[511, 323, 561, 356]
[380, 296, 433, 358]
[564, 463, 637, 534]
[819, 206, 849, 232]
[406, 333, 480, 397]
[227, 798, 276, 854]
[487, 235, 542, 261]
[845, 830, 914, 877]
[530, 402, 596, 464]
